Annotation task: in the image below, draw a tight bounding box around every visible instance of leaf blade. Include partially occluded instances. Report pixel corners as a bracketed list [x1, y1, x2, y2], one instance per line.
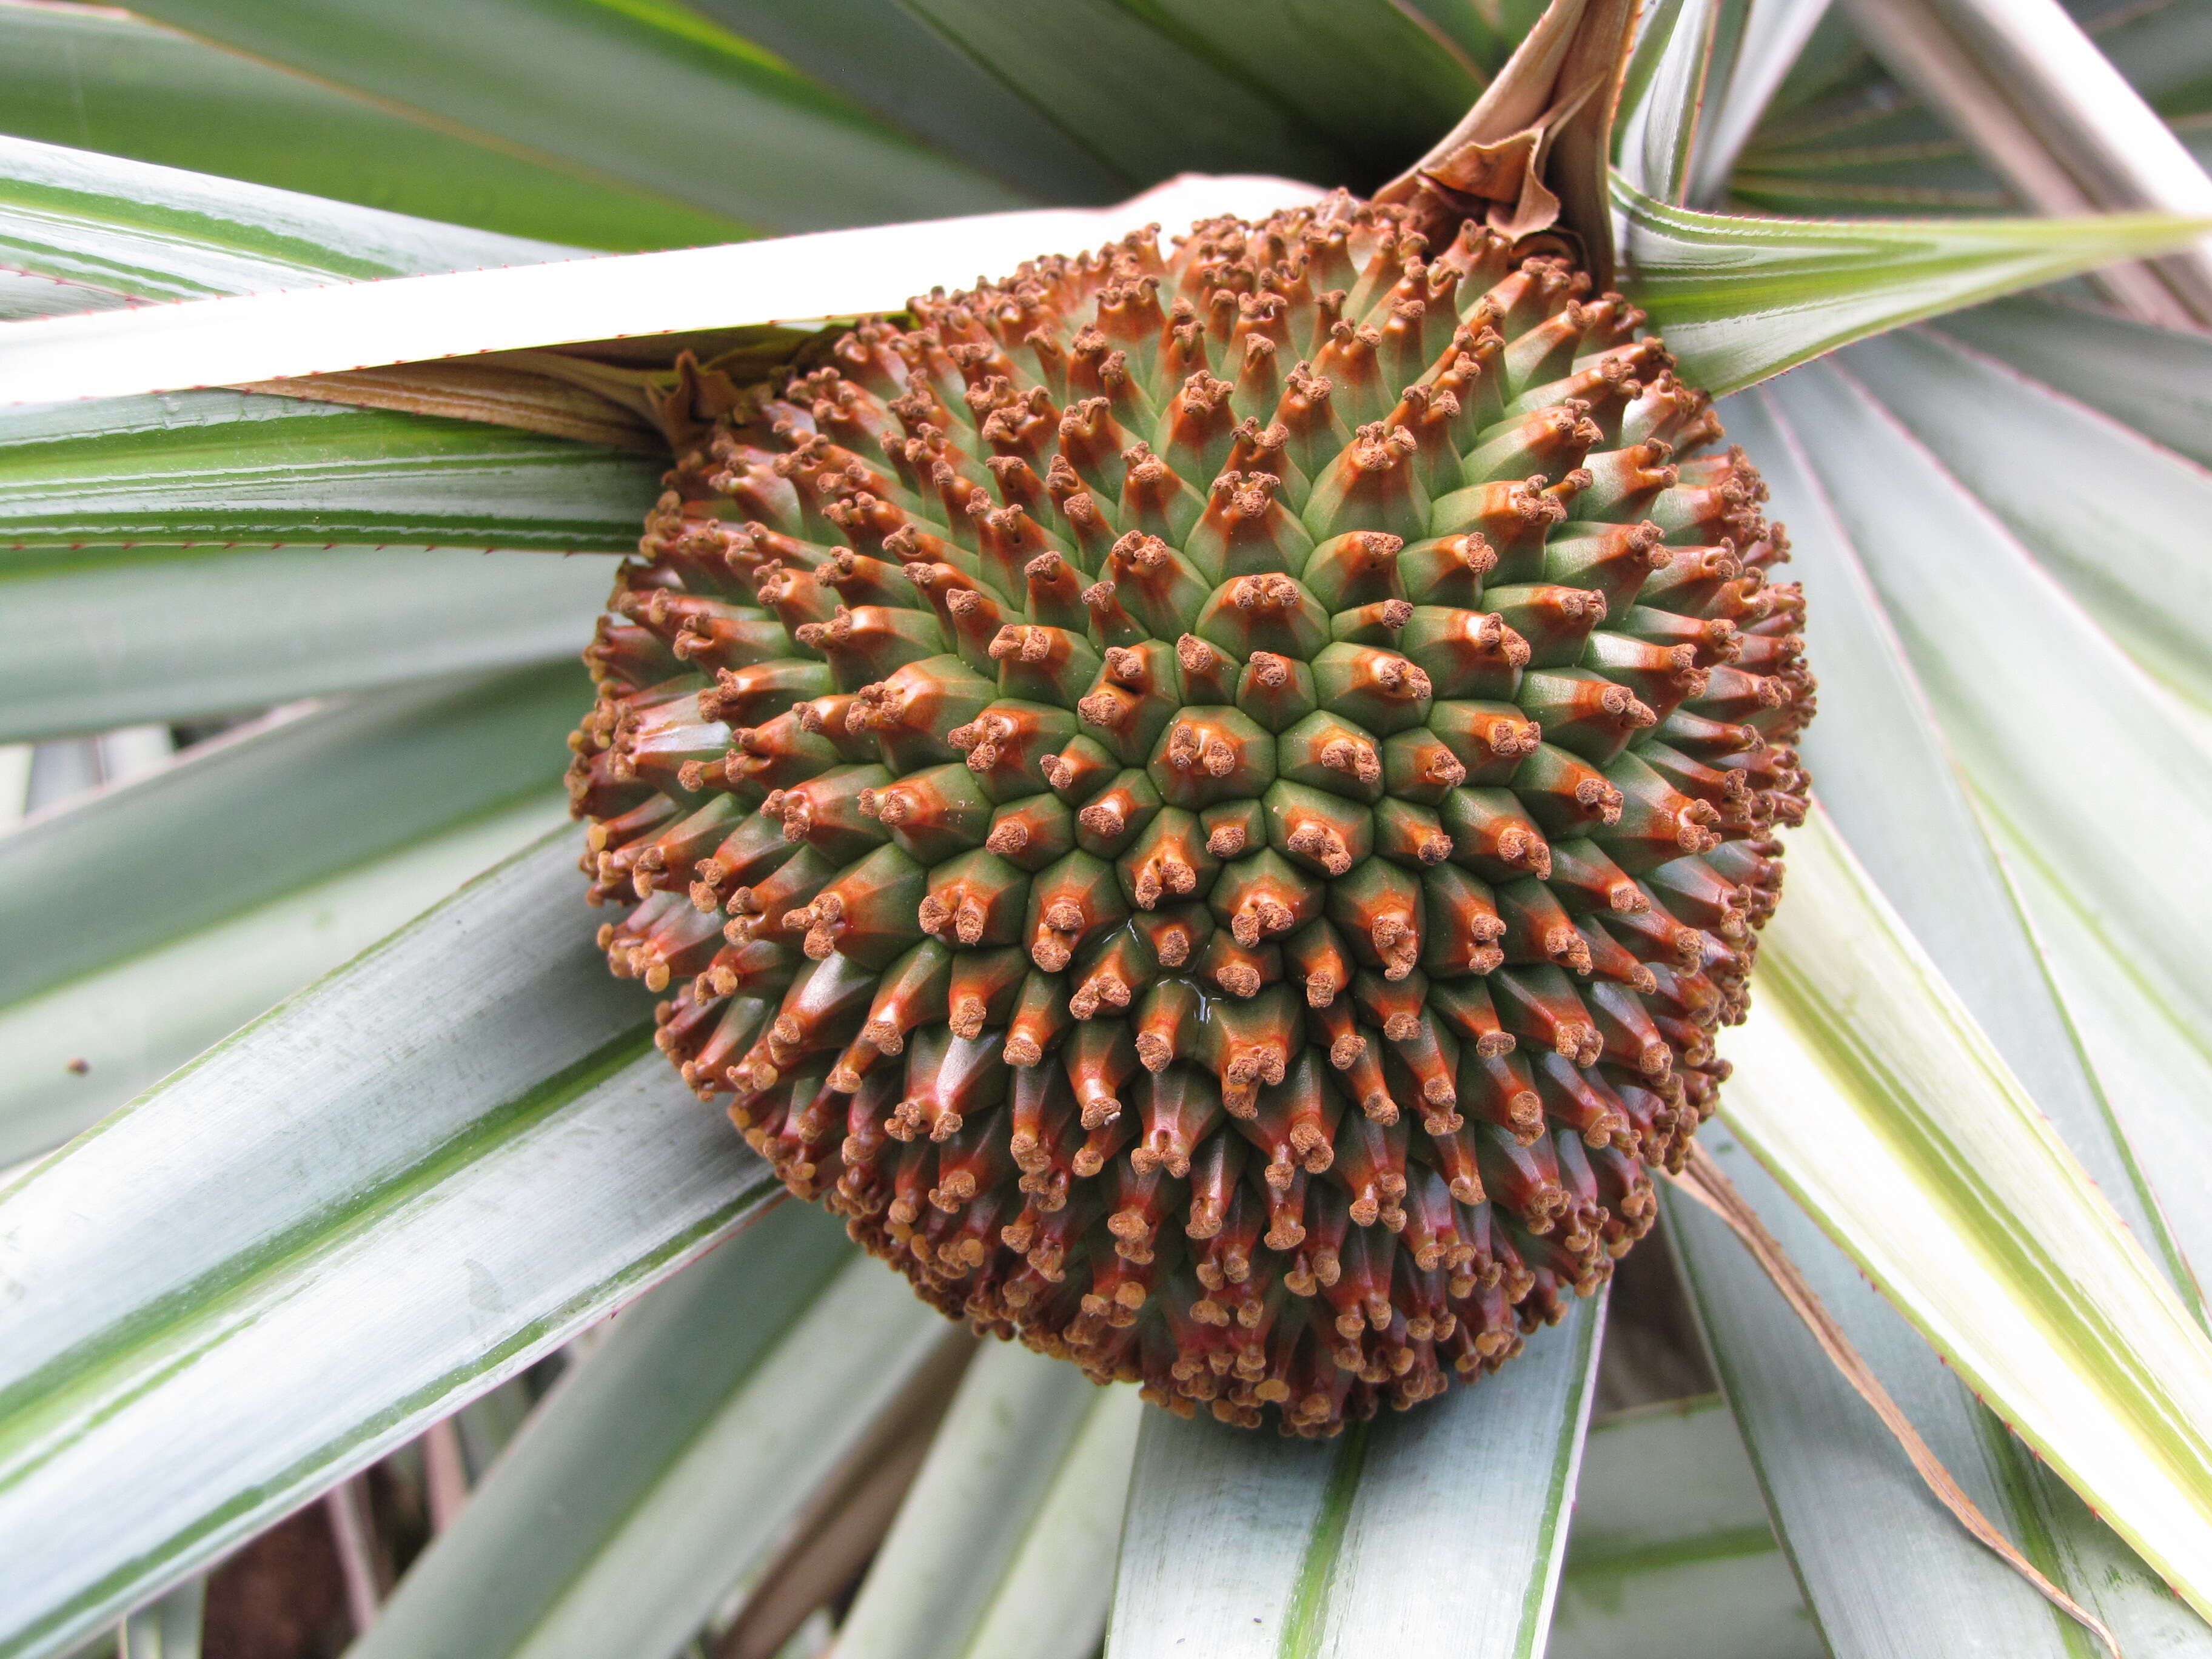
[353, 1208, 959, 1659]
[1763, 358, 2212, 1084]
[1547, 1395, 1815, 1659]
[1616, 179, 2212, 392]
[0, 178, 1326, 406]
[1726, 808, 2212, 1621]
[0, 135, 576, 309]
[0, 830, 770, 1658]
[122, 0, 1025, 233]
[0, 390, 658, 551]
[1667, 1134, 2212, 1658]
[1838, 324, 2212, 717]
[836, 1344, 1127, 1659]
[0, 12, 737, 253]
[1106, 1295, 1603, 1659]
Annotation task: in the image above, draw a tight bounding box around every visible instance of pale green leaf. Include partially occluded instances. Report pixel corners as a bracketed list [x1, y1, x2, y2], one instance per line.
[2, 544, 609, 740]
[0, 12, 734, 253]
[0, 390, 656, 551]
[351, 1205, 960, 1659]
[122, 0, 1025, 233]
[1838, 324, 2212, 714]
[0, 177, 1323, 406]
[837, 1344, 1130, 1659]
[1723, 806, 2212, 1620]
[1763, 360, 2212, 1088]
[117, 1581, 201, 1659]
[1615, 0, 1726, 204]
[0, 789, 565, 1168]
[1697, 392, 2209, 1643]
[675, 0, 1127, 201]
[1723, 5, 2009, 216]
[1846, 0, 2212, 324]
[0, 666, 585, 1158]
[0, 135, 574, 311]
[954, 1386, 1144, 1659]
[1669, 1130, 2212, 1657]
[1, 664, 585, 1008]
[0, 745, 30, 827]
[1989, 815, 2212, 1298]
[891, 0, 1349, 187]
[1107, 1295, 1602, 1659]
[1930, 296, 2212, 470]
[1720, 387, 2190, 1285]
[0, 388, 642, 736]
[1615, 178, 2212, 391]
[0, 831, 768, 1658]
[1683, 0, 1838, 204]
[1547, 1395, 1815, 1659]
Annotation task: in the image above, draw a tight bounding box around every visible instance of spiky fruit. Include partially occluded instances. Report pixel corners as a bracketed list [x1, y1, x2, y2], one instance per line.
[571, 190, 1811, 1435]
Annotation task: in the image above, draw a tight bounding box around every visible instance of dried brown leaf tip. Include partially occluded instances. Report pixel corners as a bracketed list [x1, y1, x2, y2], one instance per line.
[577, 190, 1812, 1436]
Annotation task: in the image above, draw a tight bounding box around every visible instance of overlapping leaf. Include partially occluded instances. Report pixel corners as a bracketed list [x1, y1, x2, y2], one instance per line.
[1107, 1297, 1602, 1659]
[1717, 809, 2212, 1620]
[0, 668, 583, 1158]
[0, 175, 1323, 405]
[351, 1205, 964, 1659]
[0, 135, 573, 312]
[837, 1344, 1137, 1659]
[1547, 1396, 1813, 1659]
[1616, 179, 2212, 390]
[121, 0, 1024, 233]
[0, 6, 750, 252]
[0, 833, 769, 1658]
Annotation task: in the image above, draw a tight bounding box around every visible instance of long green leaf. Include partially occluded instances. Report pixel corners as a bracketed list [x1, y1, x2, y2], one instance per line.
[1101, 0, 1483, 182]
[0, 13, 734, 254]
[1724, 807, 2212, 1620]
[0, 176, 1322, 406]
[117, 1580, 202, 1659]
[0, 390, 655, 551]
[351, 1206, 960, 1659]
[1615, 178, 2212, 391]
[0, 830, 768, 1658]
[1547, 1395, 1815, 1659]
[0, 667, 585, 1158]
[1839, 324, 2212, 714]
[1107, 1295, 1602, 1658]
[123, 0, 1022, 232]
[675, 0, 1128, 202]
[1723, 6, 2009, 216]
[1721, 387, 2190, 1288]
[1991, 816, 2212, 1299]
[0, 789, 565, 1168]
[1930, 296, 2212, 470]
[1851, 0, 2212, 324]
[1763, 361, 2212, 1091]
[893, 0, 1349, 187]
[1614, 0, 1727, 205]
[954, 1385, 1144, 1659]
[0, 135, 574, 310]
[1, 545, 612, 741]
[1682, 0, 1837, 204]
[1669, 1131, 2212, 1657]
[837, 1344, 1130, 1659]
[1, 664, 584, 1008]
[1698, 389, 2210, 1644]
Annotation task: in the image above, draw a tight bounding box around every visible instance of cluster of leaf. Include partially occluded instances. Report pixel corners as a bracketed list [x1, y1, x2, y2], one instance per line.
[4, 2, 2212, 1657]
